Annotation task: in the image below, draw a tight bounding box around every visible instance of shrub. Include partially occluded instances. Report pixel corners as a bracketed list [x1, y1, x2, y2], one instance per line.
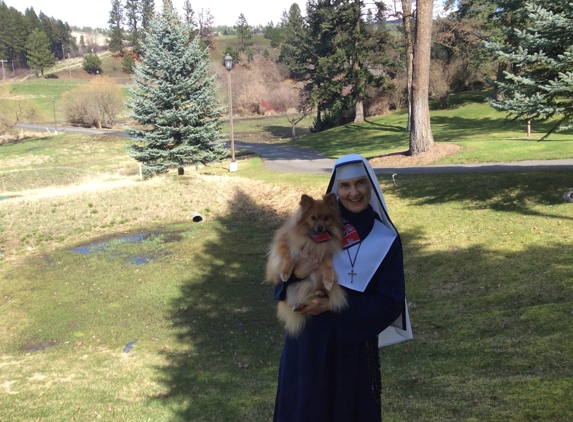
[83, 53, 102, 75]
[121, 54, 136, 74]
[62, 76, 123, 128]
[267, 86, 299, 113]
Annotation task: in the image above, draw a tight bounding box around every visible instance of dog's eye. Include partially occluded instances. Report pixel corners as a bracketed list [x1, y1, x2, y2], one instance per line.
[324, 215, 329, 221]
[311, 215, 316, 221]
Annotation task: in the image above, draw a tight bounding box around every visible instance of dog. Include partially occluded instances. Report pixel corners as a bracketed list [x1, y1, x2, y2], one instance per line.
[266, 193, 347, 335]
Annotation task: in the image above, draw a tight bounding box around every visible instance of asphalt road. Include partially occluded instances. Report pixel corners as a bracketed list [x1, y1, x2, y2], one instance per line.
[16, 124, 573, 175]
[221, 140, 573, 175]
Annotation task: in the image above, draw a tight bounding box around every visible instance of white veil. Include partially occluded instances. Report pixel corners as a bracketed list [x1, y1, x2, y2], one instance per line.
[327, 154, 413, 347]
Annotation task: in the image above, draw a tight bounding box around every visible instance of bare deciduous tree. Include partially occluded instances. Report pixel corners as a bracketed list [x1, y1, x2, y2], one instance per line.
[0, 99, 41, 137]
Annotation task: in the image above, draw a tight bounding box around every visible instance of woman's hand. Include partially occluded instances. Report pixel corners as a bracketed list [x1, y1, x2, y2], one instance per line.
[292, 255, 319, 279]
[298, 292, 332, 316]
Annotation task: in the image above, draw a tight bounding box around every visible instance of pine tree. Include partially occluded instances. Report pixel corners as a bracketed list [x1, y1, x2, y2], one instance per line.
[485, 2, 573, 138]
[124, 0, 141, 55]
[125, 1, 226, 177]
[140, 0, 155, 32]
[108, 0, 124, 53]
[235, 14, 253, 54]
[281, 0, 396, 132]
[279, 3, 305, 70]
[25, 28, 54, 75]
[182, 0, 198, 39]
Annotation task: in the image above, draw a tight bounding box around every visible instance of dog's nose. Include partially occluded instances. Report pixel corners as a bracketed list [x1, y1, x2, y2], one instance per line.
[316, 225, 324, 233]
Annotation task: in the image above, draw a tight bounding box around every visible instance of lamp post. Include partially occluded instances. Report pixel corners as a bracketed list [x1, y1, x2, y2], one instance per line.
[224, 53, 237, 172]
[51, 96, 58, 135]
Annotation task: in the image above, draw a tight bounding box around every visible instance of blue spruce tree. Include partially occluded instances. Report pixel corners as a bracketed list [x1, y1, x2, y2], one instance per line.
[125, 1, 226, 177]
[485, 2, 573, 139]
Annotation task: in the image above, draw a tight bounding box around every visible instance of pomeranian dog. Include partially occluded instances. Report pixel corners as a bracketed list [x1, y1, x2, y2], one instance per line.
[266, 193, 347, 335]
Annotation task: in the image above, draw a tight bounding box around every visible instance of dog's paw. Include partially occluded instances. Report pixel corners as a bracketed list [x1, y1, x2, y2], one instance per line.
[280, 272, 290, 282]
[323, 279, 333, 291]
[315, 290, 327, 298]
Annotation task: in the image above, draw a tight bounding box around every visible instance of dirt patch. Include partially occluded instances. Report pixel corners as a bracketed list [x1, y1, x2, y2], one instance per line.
[368, 143, 464, 167]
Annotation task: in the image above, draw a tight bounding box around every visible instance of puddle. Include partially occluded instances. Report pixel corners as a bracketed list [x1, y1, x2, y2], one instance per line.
[131, 251, 170, 265]
[70, 232, 183, 265]
[70, 233, 148, 254]
[0, 195, 20, 201]
[21, 341, 57, 353]
[122, 340, 137, 353]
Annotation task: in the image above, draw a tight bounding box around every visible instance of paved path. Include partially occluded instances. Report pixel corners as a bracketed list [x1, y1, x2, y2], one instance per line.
[17, 124, 573, 174]
[224, 140, 573, 175]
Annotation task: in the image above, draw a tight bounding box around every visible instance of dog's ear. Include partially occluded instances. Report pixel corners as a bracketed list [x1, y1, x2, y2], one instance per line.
[300, 194, 314, 210]
[323, 192, 338, 209]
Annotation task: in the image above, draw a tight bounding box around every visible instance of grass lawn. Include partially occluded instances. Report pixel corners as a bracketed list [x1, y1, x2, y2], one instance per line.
[1, 133, 572, 421]
[288, 91, 573, 164]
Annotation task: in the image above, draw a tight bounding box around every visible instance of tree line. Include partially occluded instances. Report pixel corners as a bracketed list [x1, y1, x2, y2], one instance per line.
[0, 1, 74, 73]
[107, 0, 216, 58]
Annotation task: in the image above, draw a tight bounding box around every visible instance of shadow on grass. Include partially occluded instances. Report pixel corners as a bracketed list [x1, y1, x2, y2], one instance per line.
[387, 171, 573, 220]
[431, 115, 572, 143]
[150, 196, 573, 420]
[152, 190, 283, 421]
[262, 125, 311, 140]
[386, 228, 573, 420]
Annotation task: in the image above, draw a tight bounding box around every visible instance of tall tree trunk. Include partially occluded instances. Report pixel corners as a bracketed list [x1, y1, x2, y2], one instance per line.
[494, 60, 509, 101]
[401, 0, 414, 131]
[354, 99, 364, 123]
[409, 0, 434, 156]
[354, 0, 364, 124]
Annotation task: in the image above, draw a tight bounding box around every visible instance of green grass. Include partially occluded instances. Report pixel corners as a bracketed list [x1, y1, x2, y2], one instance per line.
[7, 78, 86, 123]
[288, 91, 573, 163]
[1, 132, 572, 420]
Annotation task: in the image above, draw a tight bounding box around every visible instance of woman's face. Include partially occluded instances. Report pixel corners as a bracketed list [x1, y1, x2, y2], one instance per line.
[338, 176, 371, 213]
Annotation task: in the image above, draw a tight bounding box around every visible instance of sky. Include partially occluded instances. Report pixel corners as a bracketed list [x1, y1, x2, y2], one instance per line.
[8, 0, 306, 29]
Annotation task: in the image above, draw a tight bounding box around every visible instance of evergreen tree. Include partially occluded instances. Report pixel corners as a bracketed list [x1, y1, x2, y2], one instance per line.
[182, 0, 198, 39]
[140, 0, 155, 32]
[124, 0, 142, 55]
[82, 53, 102, 74]
[485, 2, 573, 138]
[281, 0, 396, 131]
[279, 3, 305, 71]
[197, 8, 215, 48]
[121, 53, 135, 73]
[235, 14, 253, 53]
[108, 0, 124, 53]
[25, 28, 54, 75]
[125, 1, 226, 177]
[264, 20, 285, 48]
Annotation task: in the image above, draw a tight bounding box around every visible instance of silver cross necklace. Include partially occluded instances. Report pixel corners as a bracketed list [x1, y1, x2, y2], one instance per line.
[346, 241, 362, 284]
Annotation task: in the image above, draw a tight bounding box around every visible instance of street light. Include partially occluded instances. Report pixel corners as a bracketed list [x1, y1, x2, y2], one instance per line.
[51, 96, 58, 135]
[224, 53, 237, 172]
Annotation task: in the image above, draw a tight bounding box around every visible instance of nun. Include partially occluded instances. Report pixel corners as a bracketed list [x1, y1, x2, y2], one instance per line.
[273, 154, 412, 422]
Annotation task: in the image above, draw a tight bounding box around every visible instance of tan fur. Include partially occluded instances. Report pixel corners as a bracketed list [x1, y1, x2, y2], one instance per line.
[266, 193, 347, 336]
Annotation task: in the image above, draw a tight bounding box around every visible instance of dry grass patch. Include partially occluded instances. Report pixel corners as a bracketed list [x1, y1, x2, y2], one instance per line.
[0, 169, 322, 260]
[369, 143, 464, 167]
